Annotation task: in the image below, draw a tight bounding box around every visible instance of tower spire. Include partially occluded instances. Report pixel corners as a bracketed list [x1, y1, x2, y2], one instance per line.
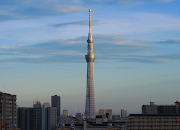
[89, 9, 91, 33]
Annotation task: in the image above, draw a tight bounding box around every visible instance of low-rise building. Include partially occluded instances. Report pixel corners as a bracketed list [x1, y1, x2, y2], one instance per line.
[58, 121, 127, 130]
[128, 114, 180, 130]
[63, 110, 68, 117]
[99, 109, 112, 116]
[142, 101, 180, 115]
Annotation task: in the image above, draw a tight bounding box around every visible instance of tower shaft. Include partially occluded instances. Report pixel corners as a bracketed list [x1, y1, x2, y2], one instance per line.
[85, 9, 96, 119]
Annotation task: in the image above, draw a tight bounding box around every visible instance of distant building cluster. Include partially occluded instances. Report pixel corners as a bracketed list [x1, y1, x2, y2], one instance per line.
[16, 95, 60, 130]
[2, 90, 180, 130]
[0, 91, 129, 130]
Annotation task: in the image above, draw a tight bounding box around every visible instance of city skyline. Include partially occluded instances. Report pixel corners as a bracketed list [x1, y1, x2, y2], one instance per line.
[0, 0, 180, 115]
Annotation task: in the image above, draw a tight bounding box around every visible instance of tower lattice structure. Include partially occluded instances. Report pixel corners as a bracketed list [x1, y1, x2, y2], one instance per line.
[85, 9, 96, 119]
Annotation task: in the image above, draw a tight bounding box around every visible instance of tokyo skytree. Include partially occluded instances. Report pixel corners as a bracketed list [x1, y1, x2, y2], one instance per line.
[85, 9, 96, 119]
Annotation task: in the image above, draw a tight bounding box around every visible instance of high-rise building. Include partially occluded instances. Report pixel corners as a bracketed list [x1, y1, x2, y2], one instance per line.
[28, 108, 42, 130]
[17, 107, 42, 130]
[0, 92, 17, 130]
[17, 107, 30, 130]
[33, 100, 42, 108]
[85, 9, 96, 119]
[51, 95, 61, 116]
[18, 105, 56, 130]
[42, 102, 50, 130]
[121, 109, 127, 117]
[46, 107, 57, 130]
[63, 110, 68, 117]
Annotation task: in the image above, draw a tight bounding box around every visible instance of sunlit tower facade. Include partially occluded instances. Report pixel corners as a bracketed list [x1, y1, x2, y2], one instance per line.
[85, 9, 96, 119]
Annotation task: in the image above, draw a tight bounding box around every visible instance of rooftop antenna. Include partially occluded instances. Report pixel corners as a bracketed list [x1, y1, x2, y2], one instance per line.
[89, 9, 91, 33]
[4, 84, 5, 93]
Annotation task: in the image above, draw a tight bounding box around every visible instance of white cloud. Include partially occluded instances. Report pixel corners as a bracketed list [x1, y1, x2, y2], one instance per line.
[159, 39, 180, 44]
[0, 1, 87, 22]
[0, 46, 10, 49]
[106, 41, 151, 47]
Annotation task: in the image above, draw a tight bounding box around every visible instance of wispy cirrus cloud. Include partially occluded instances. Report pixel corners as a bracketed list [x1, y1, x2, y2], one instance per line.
[107, 12, 180, 34]
[46, 50, 85, 56]
[0, 0, 174, 6]
[0, 55, 84, 63]
[98, 53, 172, 63]
[0, 52, 19, 55]
[158, 39, 180, 44]
[1, 52, 179, 64]
[0, 0, 86, 22]
[96, 66, 137, 69]
[0, 34, 155, 55]
[0, 67, 14, 69]
[49, 20, 102, 27]
[1, 34, 179, 64]
[0, 0, 176, 23]
[82, 0, 175, 5]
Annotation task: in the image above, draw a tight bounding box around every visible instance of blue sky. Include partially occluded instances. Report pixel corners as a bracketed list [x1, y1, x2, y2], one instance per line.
[1, 0, 180, 115]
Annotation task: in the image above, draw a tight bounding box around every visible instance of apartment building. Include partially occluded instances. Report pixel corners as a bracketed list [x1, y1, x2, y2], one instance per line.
[128, 114, 180, 130]
[0, 92, 17, 130]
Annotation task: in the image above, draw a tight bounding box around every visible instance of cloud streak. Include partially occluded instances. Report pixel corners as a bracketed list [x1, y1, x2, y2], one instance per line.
[0, 0, 176, 22]
[49, 20, 102, 27]
[1, 33, 179, 64]
[0, 0, 86, 22]
[0, 34, 156, 55]
[158, 39, 180, 44]
[82, 0, 175, 5]
[96, 66, 137, 69]
[98, 53, 172, 63]
[1, 52, 179, 64]
[0, 67, 14, 69]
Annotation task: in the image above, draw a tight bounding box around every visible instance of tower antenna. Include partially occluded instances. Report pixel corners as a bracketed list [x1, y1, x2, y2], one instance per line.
[89, 9, 91, 33]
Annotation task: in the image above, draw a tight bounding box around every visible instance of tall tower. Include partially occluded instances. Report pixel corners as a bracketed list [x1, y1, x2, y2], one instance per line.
[85, 9, 96, 119]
